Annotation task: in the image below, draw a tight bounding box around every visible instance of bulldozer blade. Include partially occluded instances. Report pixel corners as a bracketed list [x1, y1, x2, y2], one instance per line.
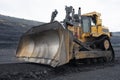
[16, 21, 73, 67]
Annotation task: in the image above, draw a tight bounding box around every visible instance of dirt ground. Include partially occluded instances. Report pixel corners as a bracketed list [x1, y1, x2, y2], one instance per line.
[0, 46, 119, 80]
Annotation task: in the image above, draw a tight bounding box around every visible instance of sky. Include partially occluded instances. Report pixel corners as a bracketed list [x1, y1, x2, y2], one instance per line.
[0, 0, 120, 32]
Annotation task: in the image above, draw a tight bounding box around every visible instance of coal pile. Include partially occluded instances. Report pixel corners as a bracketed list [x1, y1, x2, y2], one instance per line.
[0, 14, 43, 49]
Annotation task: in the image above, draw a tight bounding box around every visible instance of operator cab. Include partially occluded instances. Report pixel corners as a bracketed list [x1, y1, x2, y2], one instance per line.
[81, 15, 96, 33]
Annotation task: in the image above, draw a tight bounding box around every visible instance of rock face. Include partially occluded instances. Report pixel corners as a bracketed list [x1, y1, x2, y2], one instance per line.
[0, 14, 43, 49]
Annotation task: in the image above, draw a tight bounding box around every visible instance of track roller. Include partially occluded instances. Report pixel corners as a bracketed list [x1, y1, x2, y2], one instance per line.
[91, 58, 97, 64]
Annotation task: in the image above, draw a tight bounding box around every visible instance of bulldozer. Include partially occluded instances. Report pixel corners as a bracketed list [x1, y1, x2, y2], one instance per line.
[16, 6, 114, 67]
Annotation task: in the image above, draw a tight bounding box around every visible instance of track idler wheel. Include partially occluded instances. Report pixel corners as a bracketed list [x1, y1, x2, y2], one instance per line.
[101, 38, 110, 50]
[101, 38, 115, 62]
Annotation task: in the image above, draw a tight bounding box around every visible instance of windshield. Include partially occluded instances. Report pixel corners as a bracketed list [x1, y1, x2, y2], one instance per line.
[81, 16, 91, 33]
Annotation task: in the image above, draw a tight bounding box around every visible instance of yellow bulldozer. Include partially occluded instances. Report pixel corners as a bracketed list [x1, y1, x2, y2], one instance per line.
[16, 6, 114, 67]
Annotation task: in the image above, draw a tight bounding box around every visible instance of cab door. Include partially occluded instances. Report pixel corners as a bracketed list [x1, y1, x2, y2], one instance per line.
[81, 16, 91, 33]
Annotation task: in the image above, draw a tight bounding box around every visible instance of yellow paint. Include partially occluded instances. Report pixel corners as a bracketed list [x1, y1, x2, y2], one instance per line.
[68, 12, 111, 43]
